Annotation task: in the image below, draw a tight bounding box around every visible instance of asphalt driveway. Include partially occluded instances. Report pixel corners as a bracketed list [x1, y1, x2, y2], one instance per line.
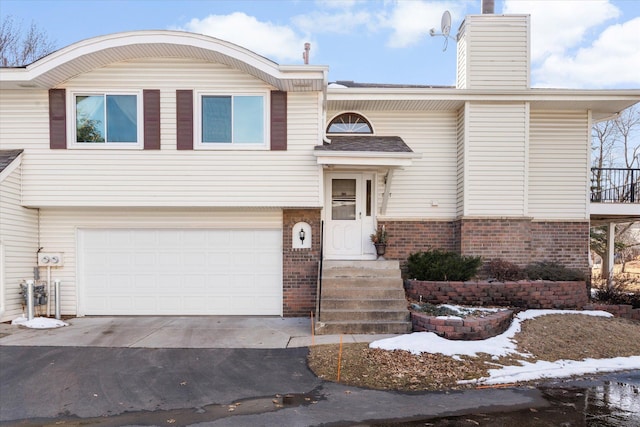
[1, 345, 551, 426]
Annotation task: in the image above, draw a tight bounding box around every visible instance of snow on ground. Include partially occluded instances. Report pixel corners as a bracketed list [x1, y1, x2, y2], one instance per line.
[370, 309, 640, 385]
[11, 316, 68, 329]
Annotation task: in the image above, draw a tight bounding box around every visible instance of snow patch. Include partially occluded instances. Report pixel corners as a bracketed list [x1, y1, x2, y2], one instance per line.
[12, 316, 68, 329]
[370, 309, 636, 385]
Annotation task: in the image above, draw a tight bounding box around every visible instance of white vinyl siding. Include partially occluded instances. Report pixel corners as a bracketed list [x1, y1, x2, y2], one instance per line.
[38, 208, 282, 317]
[458, 15, 529, 90]
[456, 107, 466, 217]
[456, 31, 467, 89]
[0, 90, 50, 150]
[6, 58, 321, 207]
[326, 110, 459, 219]
[0, 162, 39, 322]
[463, 102, 528, 217]
[529, 111, 590, 219]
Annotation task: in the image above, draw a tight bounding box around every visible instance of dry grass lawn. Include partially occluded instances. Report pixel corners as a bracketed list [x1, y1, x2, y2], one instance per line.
[308, 314, 640, 391]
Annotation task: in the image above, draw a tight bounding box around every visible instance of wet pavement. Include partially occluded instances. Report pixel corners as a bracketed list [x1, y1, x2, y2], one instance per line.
[1, 344, 639, 426]
[1, 317, 639, 426]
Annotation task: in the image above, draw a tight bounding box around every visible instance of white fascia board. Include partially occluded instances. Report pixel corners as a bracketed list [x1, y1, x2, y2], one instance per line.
[314, 150, 421, 167]
[0, 31, 327, 89]
[590, 203, 640, 218]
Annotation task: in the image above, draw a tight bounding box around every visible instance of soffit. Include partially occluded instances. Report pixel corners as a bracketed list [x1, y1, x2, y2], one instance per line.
[0, 31, 327, 91]
[326, 87, 640, 120]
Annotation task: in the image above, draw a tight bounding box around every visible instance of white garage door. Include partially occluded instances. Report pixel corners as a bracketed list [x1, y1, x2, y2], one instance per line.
[78, 229, 282, 315]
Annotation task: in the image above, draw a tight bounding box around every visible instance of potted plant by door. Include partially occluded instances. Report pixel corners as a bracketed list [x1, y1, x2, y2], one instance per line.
[370, 225, 388, 259]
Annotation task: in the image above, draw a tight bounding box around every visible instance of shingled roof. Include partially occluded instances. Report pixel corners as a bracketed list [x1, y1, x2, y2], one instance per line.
[314, 136, 414, 153]
[0, 150, 23, 173]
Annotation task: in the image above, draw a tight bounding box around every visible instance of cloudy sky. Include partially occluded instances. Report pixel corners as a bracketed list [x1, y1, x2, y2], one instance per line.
[1, 0, 639, 89]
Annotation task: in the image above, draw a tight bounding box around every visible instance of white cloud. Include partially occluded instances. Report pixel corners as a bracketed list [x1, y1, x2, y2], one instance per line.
[292, 9, 374, 35]
[534, 17, 640, 88]
[503, 0, 620, 62]
[179, 12, 308, 63]
[382, 1, 466, 48]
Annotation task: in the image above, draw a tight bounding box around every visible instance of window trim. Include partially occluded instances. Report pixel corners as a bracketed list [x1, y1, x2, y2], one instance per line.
[327, 112, 374, 135]
[68, 90, 144, 149]
[194, 90, 269, 150]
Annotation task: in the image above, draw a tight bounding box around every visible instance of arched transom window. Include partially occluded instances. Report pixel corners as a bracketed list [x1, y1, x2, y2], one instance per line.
[327, 112, 373, 134]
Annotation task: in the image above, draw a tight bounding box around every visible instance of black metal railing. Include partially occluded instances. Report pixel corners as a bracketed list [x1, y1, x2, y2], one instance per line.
[590, 167, 639, 203]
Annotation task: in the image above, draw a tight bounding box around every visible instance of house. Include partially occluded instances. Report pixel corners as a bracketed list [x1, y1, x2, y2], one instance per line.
[1, 9, 639, 324]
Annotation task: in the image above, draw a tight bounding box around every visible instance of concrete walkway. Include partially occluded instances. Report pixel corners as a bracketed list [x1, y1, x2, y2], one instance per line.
[0, 316, 397, 348]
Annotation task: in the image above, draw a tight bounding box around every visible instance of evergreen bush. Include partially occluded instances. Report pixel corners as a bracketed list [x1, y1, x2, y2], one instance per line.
[407, 250, 482, 281]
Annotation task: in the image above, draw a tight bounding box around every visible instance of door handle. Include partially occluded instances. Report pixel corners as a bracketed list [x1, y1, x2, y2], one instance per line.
[359, 212, 362, 219]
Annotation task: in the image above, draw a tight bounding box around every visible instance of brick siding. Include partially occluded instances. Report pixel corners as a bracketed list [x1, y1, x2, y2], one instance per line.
[379, 219, 590, 277]
[282, 208, 321, 317]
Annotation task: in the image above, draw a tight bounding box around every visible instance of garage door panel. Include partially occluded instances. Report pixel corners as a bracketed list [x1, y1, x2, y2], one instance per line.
[79, 228, 282, 315]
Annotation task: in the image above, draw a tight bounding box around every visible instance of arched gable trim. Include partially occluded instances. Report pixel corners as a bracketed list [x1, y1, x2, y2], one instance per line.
[1, 31, 326, 91]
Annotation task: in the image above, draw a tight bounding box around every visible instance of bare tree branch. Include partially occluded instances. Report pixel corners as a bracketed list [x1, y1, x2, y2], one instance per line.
[0, 15, 55, 67]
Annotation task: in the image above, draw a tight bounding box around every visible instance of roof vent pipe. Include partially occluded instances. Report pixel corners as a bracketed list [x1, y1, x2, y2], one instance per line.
[482, 0, 495, 14]
[303, 42, 311, 64]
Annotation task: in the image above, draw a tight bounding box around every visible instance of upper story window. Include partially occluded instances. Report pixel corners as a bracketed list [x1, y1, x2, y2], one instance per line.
[327, 112, 373, 134]
[72, 92, 142, 148]
[196, 92, 267, 149]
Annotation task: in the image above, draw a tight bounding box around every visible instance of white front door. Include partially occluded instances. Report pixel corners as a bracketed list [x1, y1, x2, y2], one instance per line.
[325, 173, 376, 259]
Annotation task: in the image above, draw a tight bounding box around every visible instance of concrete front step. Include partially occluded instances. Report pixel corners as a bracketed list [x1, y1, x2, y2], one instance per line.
[322, 268, 401, 279]
[323, 260, 400, 269]
[321, 287, 406, 299]
[321, 298, 408, 311]
[315, 320, 412, 335]
[322, 260, 401, 279]
[320, 309, 409, 322]
[321, 277, 402, 288]
[317, 259, 410, 335]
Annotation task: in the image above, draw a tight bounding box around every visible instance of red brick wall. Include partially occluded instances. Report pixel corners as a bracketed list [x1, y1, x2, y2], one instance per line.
[379, 219, 590, 276]
[282, 209, 321, 317]
[530, 222, 590, 271]
[411, 309, 514, 340]
[584, 303, 640, 321]
[405, 279, 589, 309]
[378, 220, 457, 273]
[458, 218, 531, 265]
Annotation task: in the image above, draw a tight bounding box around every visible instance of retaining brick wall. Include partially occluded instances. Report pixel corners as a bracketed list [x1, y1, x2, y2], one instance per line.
[411, 309, 514, 340]
[282, 209, 321, 317]
[583, 303, 640, 321]
[405, 280, 589, 309]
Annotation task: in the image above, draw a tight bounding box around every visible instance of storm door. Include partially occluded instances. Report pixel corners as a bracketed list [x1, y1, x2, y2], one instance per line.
[324, 173, 376, 259]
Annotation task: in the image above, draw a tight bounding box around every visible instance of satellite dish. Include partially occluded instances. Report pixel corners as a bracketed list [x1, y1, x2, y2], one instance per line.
[441, 10, 451, 37]
[429, 10, 456, 52]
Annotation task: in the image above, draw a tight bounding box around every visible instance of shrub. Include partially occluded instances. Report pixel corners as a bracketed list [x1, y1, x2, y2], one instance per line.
[592, 273, 640, 308]
[407, 250, 482, 281]
[524, 261, 585, 281]
[483, 259, 524, 281]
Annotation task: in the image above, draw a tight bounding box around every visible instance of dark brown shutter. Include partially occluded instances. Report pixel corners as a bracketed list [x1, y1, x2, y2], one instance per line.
[143, 90, 161, 150]
[176, 90, 193, 150]
[49, 89, 67, 149]
[270, 90, 287, 151]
